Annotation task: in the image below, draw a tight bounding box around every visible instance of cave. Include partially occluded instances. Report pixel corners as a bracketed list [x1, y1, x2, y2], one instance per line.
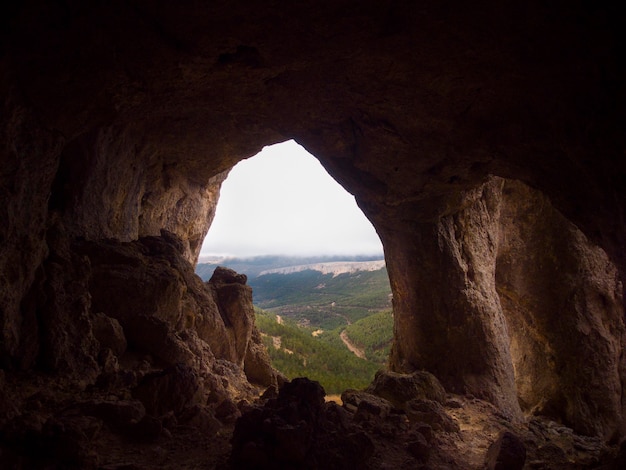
[1, 1, 625, 468]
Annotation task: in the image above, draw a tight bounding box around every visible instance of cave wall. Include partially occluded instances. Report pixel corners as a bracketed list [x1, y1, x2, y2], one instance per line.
[385, 177, 626, 439]
[497, 179, 626, 439]
[386, 178, 521, 421]
[1, 0, 625, 442]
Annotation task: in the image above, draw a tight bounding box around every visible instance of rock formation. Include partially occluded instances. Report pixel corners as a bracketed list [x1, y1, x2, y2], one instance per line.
[388, 177, 626, 439]
[1, 0, 626, 467]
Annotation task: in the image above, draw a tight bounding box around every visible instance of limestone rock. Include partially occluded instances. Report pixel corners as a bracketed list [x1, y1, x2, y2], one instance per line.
[76, 235, 275, 401]
[388, 178, 626, 435]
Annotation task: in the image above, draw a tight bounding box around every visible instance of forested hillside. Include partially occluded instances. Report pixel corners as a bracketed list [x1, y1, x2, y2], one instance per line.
[249, 268, 391, 330]
[255, 309, 387, 393]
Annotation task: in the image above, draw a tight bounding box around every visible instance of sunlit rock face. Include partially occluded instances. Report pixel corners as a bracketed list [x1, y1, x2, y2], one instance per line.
[1, 0, 625, 454]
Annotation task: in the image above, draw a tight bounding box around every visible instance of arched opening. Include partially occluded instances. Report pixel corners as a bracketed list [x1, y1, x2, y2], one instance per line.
[197, 140, 393, 394]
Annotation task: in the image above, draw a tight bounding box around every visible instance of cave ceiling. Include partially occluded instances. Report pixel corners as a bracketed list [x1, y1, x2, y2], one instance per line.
[4, 1, 623, 266]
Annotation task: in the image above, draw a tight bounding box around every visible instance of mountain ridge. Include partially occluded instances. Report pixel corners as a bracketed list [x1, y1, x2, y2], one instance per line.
[258, 260, 386, 277]
[196, 254, 385, 279]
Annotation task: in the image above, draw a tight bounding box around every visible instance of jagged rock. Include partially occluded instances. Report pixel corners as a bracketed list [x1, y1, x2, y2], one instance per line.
[73, 236, 274, 413]
[210, 359, 260, 405]
[244, 328, 278, 388]
[485, 430, 526, 470]
[208, 266, 255, 368]
[209, 266, 248, 286]
[366, 369, 447, 409]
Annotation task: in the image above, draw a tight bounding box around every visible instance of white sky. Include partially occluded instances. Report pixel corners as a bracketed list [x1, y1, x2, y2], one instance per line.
[199, 140, 383, 258]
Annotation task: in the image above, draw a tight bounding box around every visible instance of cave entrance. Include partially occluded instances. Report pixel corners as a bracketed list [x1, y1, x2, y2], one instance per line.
[197, 140, 393, 395]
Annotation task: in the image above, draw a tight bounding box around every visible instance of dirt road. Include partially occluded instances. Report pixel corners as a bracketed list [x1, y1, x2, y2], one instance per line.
[340, 330, 366, 359]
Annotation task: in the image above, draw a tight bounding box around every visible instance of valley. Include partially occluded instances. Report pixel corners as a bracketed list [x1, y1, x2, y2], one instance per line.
[196, 256, 394, 393]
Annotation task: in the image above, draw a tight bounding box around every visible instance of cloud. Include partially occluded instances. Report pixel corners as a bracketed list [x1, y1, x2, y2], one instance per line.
[200, 140, 383, 257]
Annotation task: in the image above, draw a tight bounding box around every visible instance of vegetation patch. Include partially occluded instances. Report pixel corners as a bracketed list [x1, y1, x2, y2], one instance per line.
[342, 310, 394, 364]
[255, 308, 381, 394]
[249, 268, 391, 330]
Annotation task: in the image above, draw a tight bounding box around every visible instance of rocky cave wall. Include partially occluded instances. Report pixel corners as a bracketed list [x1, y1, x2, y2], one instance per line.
[386, 177, 626, 439]
[1, 0, 625, 448]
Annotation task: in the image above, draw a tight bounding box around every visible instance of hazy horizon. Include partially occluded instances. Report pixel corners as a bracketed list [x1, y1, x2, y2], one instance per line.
[199, 140, 384, 259]
[197, 252, 385, 264]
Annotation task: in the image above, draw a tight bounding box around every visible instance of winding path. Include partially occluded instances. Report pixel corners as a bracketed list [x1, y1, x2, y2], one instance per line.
[340, 330, 366, 359]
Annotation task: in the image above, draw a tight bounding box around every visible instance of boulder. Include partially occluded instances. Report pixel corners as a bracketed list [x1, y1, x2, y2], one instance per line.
[366, 369, 447, 409]
[341, 389, 395, 416]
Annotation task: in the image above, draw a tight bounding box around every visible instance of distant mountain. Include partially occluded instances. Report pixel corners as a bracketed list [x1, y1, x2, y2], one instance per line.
[258, 260, 385, 277]
[195, 254, 384, 280]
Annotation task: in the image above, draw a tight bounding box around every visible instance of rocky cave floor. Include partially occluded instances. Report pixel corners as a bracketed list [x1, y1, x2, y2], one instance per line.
[1, 370, 625, 470]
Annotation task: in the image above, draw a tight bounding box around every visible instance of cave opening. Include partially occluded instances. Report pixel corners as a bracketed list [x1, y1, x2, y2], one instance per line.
[197, 139, 392, 394]
[192, 136, 625, 438]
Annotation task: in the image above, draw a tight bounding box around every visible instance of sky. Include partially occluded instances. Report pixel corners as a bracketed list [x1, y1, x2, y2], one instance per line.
[199, 140, 383, 259]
